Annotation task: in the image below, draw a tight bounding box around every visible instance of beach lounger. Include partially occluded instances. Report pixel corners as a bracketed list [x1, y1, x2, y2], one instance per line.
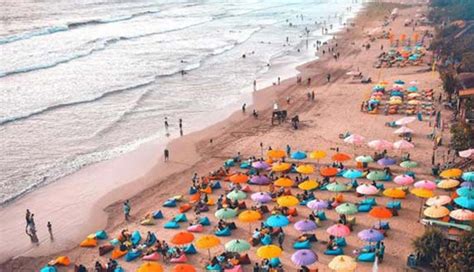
[357, 252, 376, 262]
[187, 224, 204, 233]
[215, 227, 231, 237]
[293, 240, 311, 249]
[179, 204, 192, 213]
[358, 204, 372, 212]
[152, 210, 163, 219]
[163, 199, 177, 207]
[80, 238, 97, 247]
[124, 250, 142, 262]
[40, 265, 57, 272]
[98, 244, 114, 256]
[174, 213, 188, 223]
[164, 221, 180, 229]
[140, 218, 155, 226]
[361, 198, 376, 206]
[142, 252, 160, 261]
[324, 247, 343, 255]
[206, 264, 222, 271]
[199, 216, 211, 226]
[170, 254, 188, 263]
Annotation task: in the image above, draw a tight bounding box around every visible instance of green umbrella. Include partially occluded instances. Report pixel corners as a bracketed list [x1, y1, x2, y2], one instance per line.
[215, 208, 238, 219]
[400, 160, 418, 168]
[225, 239, 251, 253]
[355, 155, 374, 163]
[227, 190, 247, 201]
[335, 203, 358, 215]
[367, 171, 387, 181]
[327, 182, 349, 192]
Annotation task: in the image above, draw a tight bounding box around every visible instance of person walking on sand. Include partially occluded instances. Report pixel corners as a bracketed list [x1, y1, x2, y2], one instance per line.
[277, 228, 285, 249]
[30, 214, 36, 230]
[242, 103, 246, 113]
[327, 73, 331, 82]
[253, 80, 257, 91]
[278, 77, 281, 85]
[164, 117, 169, 132]
[286, 144, 291, 157]
[25, 209, 31, 229]
[123, 200, 131, 221]
[47, 221, 54, 241]
[179, 118, 183, 136]
[311, 91, 315, 101]
[164, 149, 170, 162]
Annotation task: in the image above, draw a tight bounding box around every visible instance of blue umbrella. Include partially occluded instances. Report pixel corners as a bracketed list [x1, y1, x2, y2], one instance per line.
[456, 187, 474, 198]
[462, 172, 474, 182]
[394, 80, 405, 85]
[391, 91, 403, 97]
[454, 197, 474, 210]
[342, 169, 363, 179]
[266, 215, 290, 227]
[372, 86, 384, 91]
[377, 157, 396, 166]
[407, 86, 418, 92]
[291, 151, 307, 160]
[358, 229, 384, 242]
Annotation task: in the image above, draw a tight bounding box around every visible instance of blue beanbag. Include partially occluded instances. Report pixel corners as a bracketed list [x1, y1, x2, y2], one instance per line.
[146, 233, 157, 247]
[376, 184, 385, 190]
[207, 264, 222, 271]
[125, 250, 142, 262]
[358, 252, 376, 262]
[163, 199, 177, 207]
[164, 221, 180, 229]
[320, 185, 328, 191]
[114, 267, 125, 272]
[317, 211, 327, 221]
[215, 227, 231, 237]
[40, 266, 57, 272]
[131, 231, 141, 246]
[269, 258, 281, 268]
[174, 213, 188, 222]
[189, 187, 198, 195]
[184, 244, 197, 254]
[358, 204, 372, 212]
[261, 234, 272, 245]
[95, 230, 108, 240]
[240, 162, 250, 169]
[224, 160, 235, 167]
[199, 216, 211, 226]
[324, 247, 344, 255]
[387, 201, 401, 210]
[211, 181, 221, 190]
[152, 210, 164, 219]
[293, 240, 311, 249]
[361, 198, 376, 206]
[109, 238, 120, 246]
[335, 237, 347, 247]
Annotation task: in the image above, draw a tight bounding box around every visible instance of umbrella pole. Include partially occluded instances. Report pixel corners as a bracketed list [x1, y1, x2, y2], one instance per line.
[418, 198, 423, 218]
[208, 248, 211, 260]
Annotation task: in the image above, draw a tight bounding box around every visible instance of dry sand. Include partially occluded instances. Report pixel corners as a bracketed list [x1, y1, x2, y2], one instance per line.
[1, 1, 450, 271]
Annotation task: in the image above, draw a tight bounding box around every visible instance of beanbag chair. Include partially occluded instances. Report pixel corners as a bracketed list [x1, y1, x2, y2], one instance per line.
[152, 210, 164, 219]
[114, 267, 125, 272]
[387, 201, 401, 210]
[224, 159, 235, 167]
[215, 227, 231, 237]
[80, 238, 97, 247]
[124, 250, 142, 262]
[40, 266, 57, 272]
[324, 247, 344, 255]
[361, 198, 376, 206]
[95, 230, 108, 240]
[142, 252, 160, 261]
[358, 204, 372, 212]
[199, 205, 210, 212]
[242, 185, 252, 193]
[140, 218, 155, 226]
[335, 237, 347, 247]
[184, 244, 197, 254]
[288, 207, 298, 216]
[145, 233, 157, 247]
[163, 199, 177, 207]
[164, 221, 180, 229]
[239, 253, 251, 265]
[190, 193, 201, 203]
[109, 238, 120, 246]
[189, 187, 198, 195]
[50, 256, 70, 266]
[111, 248, 127, 259]
[269, 258, 281, 268]
[179, 204, 192, 213]
[131, 231, 141, 246]
[238, 201, 247, 210]
[240, 162, 250, 169]
[211, 181, 221, 189]
[317, 211, 327, 221]
[99, 244, 115, 256]
[357, 252, 376, 262]
[207, 264, 222, 271]
[173, 195, 184, 201]
[199, 217, 211, 226]
[170, 254, 188, 263]
[225, 265, 243, 272]
[293, 240, 311, 249]
[187, 224, 204, 233]
[174, 213, 188, 222]
[200, 187, 212, 194]
[261, 234, 272, 245]
[207, 198, 215, 206]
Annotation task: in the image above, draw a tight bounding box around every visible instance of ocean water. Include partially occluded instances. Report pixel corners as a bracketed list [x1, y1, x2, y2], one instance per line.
[0, 0, 363, 204]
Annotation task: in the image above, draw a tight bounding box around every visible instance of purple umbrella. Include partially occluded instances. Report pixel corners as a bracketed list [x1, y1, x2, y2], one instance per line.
[358, 228, 384, 242]
[251, 192, 272, 203]
[461, 182, 474, 188]
[306, 199, 328, 210]
[377, 157, 397, 166]
[294, 220, 317, 232]
[250, 175, 271, 185]
[291, 249, 318, 266]
[252, 161, 270, 170]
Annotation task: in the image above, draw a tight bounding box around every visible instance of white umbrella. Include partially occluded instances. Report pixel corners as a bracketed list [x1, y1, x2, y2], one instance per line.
[368, 140, 393, 150]
[393, 126, 413, 134]
[344, 134, 365, 145]
[393, 140, 414, 150]
[459, 148, 474, 158]
[395, 117, 416, 126]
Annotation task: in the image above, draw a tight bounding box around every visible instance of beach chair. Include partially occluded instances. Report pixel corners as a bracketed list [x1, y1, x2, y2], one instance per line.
[335, 237, 347, 247]
[164, 221, 180, 229]
[184, 244, 197, 255]
[152, 210, 163, 219]
[187, 224, 204, 233]
[324, 247, 344, 255]
[293, 240, 311, 249]
[357, 252, 376, 262]
[215, 227, 231, 237]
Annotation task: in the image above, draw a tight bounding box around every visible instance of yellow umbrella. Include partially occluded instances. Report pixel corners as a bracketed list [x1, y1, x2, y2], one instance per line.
[424, 206, 450, 219]
[383, 188, 406, 199]
[137, 262, 164, 272]
[256, 245, 282, 259]
[328, 255, 357, 271]
[267, 149, 286, 159]
[389, 100, 402, 105]
[437, 179, 460, 189]
[274, 177, 294, 187]
[309, 150, 326, 160]
[276, 195, 299, 207]
[238, 210, 262, 233]
[272, 163, 291, 172]
[296, 164, 315, 174]
[407, 100, 420, 105]
[440, 168, 463, 179]
[196, 235, 221, 259]
[298, 180, 319, 191]
[411, 188, 434, 198]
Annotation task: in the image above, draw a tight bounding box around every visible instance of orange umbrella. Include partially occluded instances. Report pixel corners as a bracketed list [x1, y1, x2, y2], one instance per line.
[173, 264, 196, 272]
[229, 173, 249, 184]
[272, 163, 291, 172]
[274, 177, 294, 187]
[267, 149, 286, 159]
[320, 167, 338, 177]
[369, 207, 392, 219]
[332, 153, 351, 162]
[171, 232, 195, 245]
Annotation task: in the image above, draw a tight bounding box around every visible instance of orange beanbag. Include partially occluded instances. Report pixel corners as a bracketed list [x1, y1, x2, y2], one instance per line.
[335, 193, 344, 203]
[80, 238, 97, 247]
[207, 198, 215, 206]
[200, 187, 212, 194]
[189, 193, 201, 203]
[49, 256, 70, 266]
[111, 248, 127, 259]
[179, 203, 192, 213]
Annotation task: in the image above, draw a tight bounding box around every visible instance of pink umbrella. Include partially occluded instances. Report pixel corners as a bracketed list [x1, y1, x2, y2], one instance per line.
[356, 184, 379, 195]
[459, 148, 474, 158]
[327, 224, 350, 237]
[414, 180, 437, 190]
[394, 174, 415, 185]
[395, 116, 416, 126]
[344, 134, 365, 145]
[393, 140, 414, 150]
[426, 195, 452, 206]
[306, 199, 328, 210]
[368, 140, 393, 151]
[394, 126, 413, 134]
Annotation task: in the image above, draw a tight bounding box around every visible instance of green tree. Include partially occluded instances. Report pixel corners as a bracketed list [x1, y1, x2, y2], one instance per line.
[432, 231, 474, 271]
[450, 122, 474, 151]
[412, 228, 444, 266]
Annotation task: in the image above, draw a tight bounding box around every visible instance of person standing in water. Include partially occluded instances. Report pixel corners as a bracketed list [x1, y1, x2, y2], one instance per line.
[242, 103, 247, 113]
[164, 149, 170, 162]
[253, 80, 257, 91]
[179, 119, 183, 136]
[47, 221, 54, 241]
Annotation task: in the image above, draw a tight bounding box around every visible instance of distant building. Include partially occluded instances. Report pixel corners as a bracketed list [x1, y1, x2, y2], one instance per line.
[457, 73, 474, 124]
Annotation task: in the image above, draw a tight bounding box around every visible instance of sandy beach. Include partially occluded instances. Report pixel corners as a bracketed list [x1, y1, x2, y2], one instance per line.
[1, 1, 450, 271]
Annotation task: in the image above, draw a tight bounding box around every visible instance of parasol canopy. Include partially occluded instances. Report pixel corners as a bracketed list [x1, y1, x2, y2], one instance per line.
[277, 195, 299, 207]
[358, 229, 384, 242]
[423, 206, 450, 219]
[449, 209, 474, 221]
[437, 179, 460, 189]
[291, 249, 318, 266]
[265, 215, 290, 227]
[298, 180, 319, 191]
[328, 255, 357, 271]
[238, 210, 261, 223]
[225, 239, 251, 253]
[383, 188, 406, 199]
[426, 195, 451, 206]
[327, 224, 351, 237]
[256, 245, 282, 259]
[294, 220, 318, 232]
[336, 203, 358, 215]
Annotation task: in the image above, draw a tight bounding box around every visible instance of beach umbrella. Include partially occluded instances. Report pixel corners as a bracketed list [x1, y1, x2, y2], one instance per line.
[394, 126, 414, 135]
[389, 99, 402, 105]
[306, 199, 328, 211]
[309, 150, 327, 160]
[394, 140, 414, 150]
[328, 255, 357, 271]
[377, 157, 397, 166]
[196, 235, 220, 259]
[250, 175, 271, 185]
[327, 182, 348, 192]
[358, 229, 384, 243]
[407, 86, 418, 92]
[344, 134, 365, 145]
[408, 93, 420, 98]
[395, 116, 416, 126]
[215, 208, 237, 220]
[367, 171, 387, 181]
[411, 188, 434, 198]
[449, 209, 474, 221]
[462, 171, 474, 181]
[294, 220, 317, 232]
[296, 164, 315, 174]
[355, 155, 374, 163]
[171, 232, 194, 245]
[459, 149, 474, 158]
[454, 196, 474, 210]
[266, 215, 290, 227]
[277, 195, 299, 207]
[257, 245, 282, 259]
[172, 264, 196, 272]
[407, 100, 420, 105]
[383, 188, 406, 199]
[342, 169, 363, 179]
[225, 239, 251, 253]
[238, 210, 261, 223]
[437, 179, 460, 190]
[298, 180, 319, 191]
[394, 174, 414, 185]
[272, 163, 292, 172]
[426, 195, 452, 206]
[291, 151, 307, 160]
[440, 168, 463, 179]
[394, 79, 405, 85]
[251, 192, 272, 203]
[137, 262, 163, 272]
[291, 250, 318, 266]
[368, 140, 393, 150]
[409, 80, 418, 85]
[332, 153, 351, 162]
[461, 181, 474, 188]
[267, 149, 286, 159]
[320, 167, 339, 177]
[226, 190, 246, 201]
[327, 224, 350, 237]
[336, 203, 358, 215]
[274, 177, 294, 187]
[414, 180, 437, 190]
[252, 161, 270, 170]
[369, 207, 392, 220]
[356, 184, 379, 195]
[229, 173, 249, 184]
[424, 206, 450, 219]
[457, 187, 474, 198]
[400, 160, 418, 168]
